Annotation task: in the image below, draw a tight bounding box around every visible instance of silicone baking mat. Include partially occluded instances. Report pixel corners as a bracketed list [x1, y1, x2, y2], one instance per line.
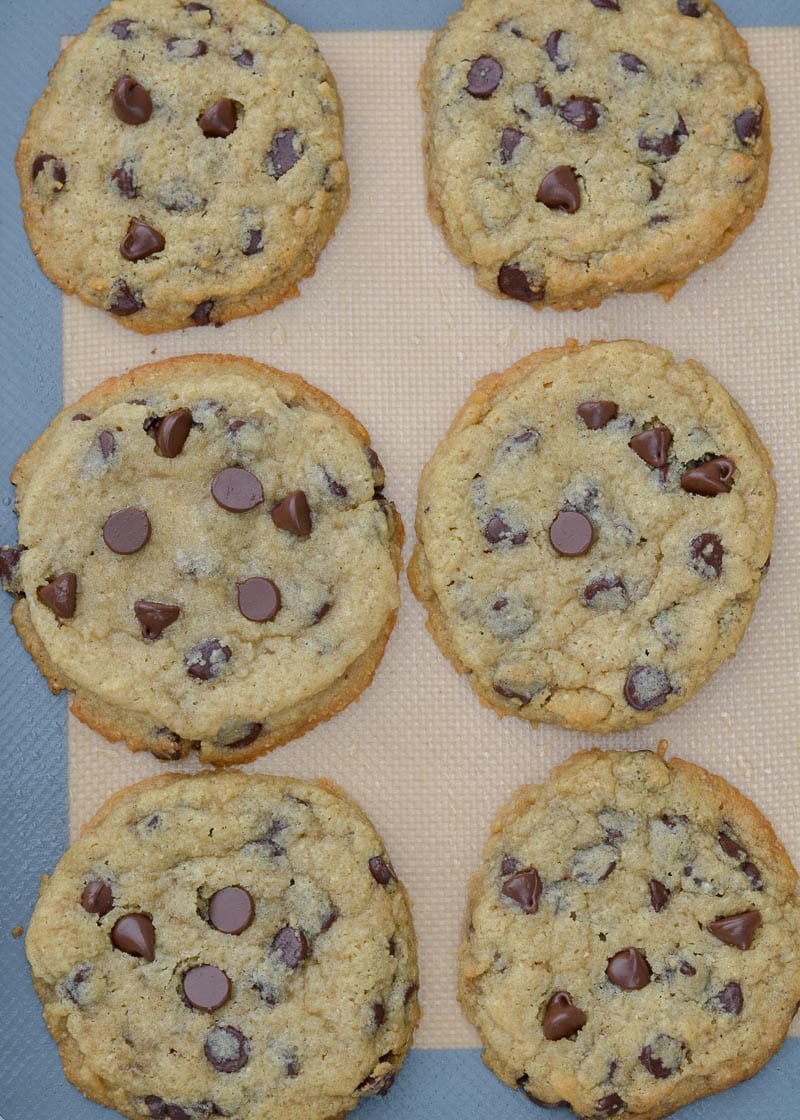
[1, 3, 799, 1118]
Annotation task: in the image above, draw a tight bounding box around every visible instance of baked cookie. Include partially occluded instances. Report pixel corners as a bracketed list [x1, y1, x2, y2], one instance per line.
[459, 746, 800, 1120]
[409, 340, 774, 733]
[421, 0, 769, 310]
[16, 0, 348, 333]
[26, 770, 420, 1120]
[0, 354, 402, 765]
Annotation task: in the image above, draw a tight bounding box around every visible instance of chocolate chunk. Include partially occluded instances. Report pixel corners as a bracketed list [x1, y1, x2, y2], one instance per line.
[271, 490, 312, 536]
[678, 0, 703, 15]
[592, 0, 620, 8]
[500, 127, 523, 163]
[718, 830, 747, 861]
[154, 408, 192, 457]
[235, 49, 254, 68]
[272, 926, 309, 969]
[81, 879, 114, 916]
[111, 913, 155, 960]
[544, 30, 568, 72]
[640, 1044, 679, 1078]
[237, 577, 281, 622]
[624, 665, 671, 711]
[549, 510, 594, 556]
[134, 600, 180, 640]
[735, 108, 762, 144]
[209, 886, 254, 934]
[109, 279, 144, 316]
[716, 980, 744, 1014]
[37, 572, 77, 619]
[619, 52, 646, 73]
[120, 218, 165, 261]
[595, 1095, 626, 1117]
[199, 98, 238, 138]
[690, 533, 723, 578]
[244, 227, 263, 255]
[707, 909, 761, 950]
[582, 576, 629, 611]
[498, 263, 545, 302]
[466, 56, 503, 98]
[681, 457, 735, 495]
[183, 965, 231, 1011]
[559, 97, 599, 130]
[103, 508, 151, 555]
[369, 855, 396, 886]
[211, 467, 264, 511]
[741, 862, 764, 890]
[110, 18, 135, 39]
[190, 300, 214, 326]
[542, 991, 587, 1040]
[577, 400, 617, 429]
[501, 867, 542, 914]
[113, 75, 152, 125]
[484, 514, 528, 546]
[186, 639, 231, 680]
[606, 947, 651, 989]
[32, 153, 67, 187]
[629, 426, 672, 468]
[268, 128, 302, 178]
[204, 1025, 250, 1073]
[537, 165, 581, 212]
[649, 879, 670, 912]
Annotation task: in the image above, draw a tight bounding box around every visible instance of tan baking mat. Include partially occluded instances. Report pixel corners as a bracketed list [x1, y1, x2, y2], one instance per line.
[61, 29, 800, 1048]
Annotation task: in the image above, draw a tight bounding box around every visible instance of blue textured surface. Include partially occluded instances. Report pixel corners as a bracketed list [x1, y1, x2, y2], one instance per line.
[1, 1, 798, 1118]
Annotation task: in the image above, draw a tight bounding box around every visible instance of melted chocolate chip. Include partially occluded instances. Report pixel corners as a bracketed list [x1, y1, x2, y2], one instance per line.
[204, 1025, 250, 1072]
[109, 280, 144, 316]
[209, 886, 254, 934]
[111, 913, 155, 960]
[735, 108, 763, 144]
[544, 30, 568, 72]
[559, 97, 599, 130]
[113, 75, 152, 125]
[577, 400, 618, 429]
[37, 572, 77, 619]
[716, 980, 744, 1013]
[640, 1045, 679, 1078]
[484, 514, 528, 546]
[649, 879, 670, 912]
[369, 855, 396, 886]
[606, 947, 651, 989]
[690, 533, 724, 578]
[624, 665, 671, 710]
[237, 577, 281, 622]
[234, 49, 254, 67]
[542, 991, 586, 1040]
[110, 18, 135, 39]
[271, 491, 311, 536]
[243, 227, 263, 255]
[183, 965, 231, 1011]
[154, 408, 193, 457]
[498, 263, 545, 302]
[199, 98, 238, 138]
[272, 926, 309, 969]
[81, 879, 114, 916]
[190, 300, 214, 326]
[707, 909, 761, 950]
[549, 510, 594, 556]
[501, 867, 542, 913]
[98, 430, 116, 459]
[268, 129, 301, 178]
[187, 638, 231, 680]
[120, 218, 165, 261]
[537, 165, 581, 212]
[103, 508, 151, 554]
[595, 1095, 626, 1117]
[500, 127, 524, 163]
[619, 52, 646, 73]
[134, 600, 180, 640]
[681, 457, 735, 495]
[629, 426, 672, 468]
[466, 56, 503, 97]
[32, 153, 67, 186]
[211, 467, 264, 511]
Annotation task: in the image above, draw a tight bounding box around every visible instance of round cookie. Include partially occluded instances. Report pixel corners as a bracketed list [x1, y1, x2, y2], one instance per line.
[409, 340, 775, 733]
[459, 746, 800, 1120]
[1, 354, 402, 765]
[421, 0, 769, 310]
[16, 0, 348, 333]
[26, 770, 420, 1120]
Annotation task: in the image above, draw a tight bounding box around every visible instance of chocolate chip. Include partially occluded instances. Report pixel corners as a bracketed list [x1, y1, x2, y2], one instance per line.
[185, 1, 213, 14]
[211, 467, 263, 511]
[606, 947, 651, 989]
[624, 665, 671, 711]
[110, 18, 135, 39]
[582, 577, 629, 611]
[619, 52, 646, 73]
[165, 36, 207, 57]
[97, 430, 116, 460]
[186, 639, 231, 681]
[592, 0, 621, 8]
[324, 469, 348, 498]
[358, 1070, 396, 1097]
[271, 491, 312, 536]
[272, 926, 309, 969]
[209, 886, 254, 934]
[498, 263, 544, 302]
[204, 1025, 250, 1073]
[466, 56, 503, 97]
[113, 75, 152, 125]
[72, 413, 91, 421]
[649, 879, 670, 912]
[111, 913, 155, 960]
[81, 879, 114, 916]
[37, 572, 77, 619]
[134, 600, 180, 640]
[369, 855, 396, 886]
[718, 830, 747, 861]
[518, 1079, 568, 1108]
[681, 457, 735, 495]
[537, 165, 581, 212]
[313, 601, 332, 624]
[154, 408, 193, 457]
[741, 862, 764, 891]
[183, 965, 231, 1011]
[484, 514, 528, 546]
[640, 1044, 679, 1078]
[109, 279, 144, 316]
[559, 98, 599, 131]
[650, 177, 663, 200]
[0, 546, 23, 589]
[244, 228, 263, 255]
[234, 49, 254, 68]
[577, 400, 618, 429]
[500, 127, 523, 163]
[735, 108, 762, 144]
[373, 1001, 386, 1027]
[542, 991, 587, 1040]
[268, 128, 302, 178]
[190, 300, 214, 326]
[629, 426, 672, 468]
[549, 510, 594, 556]
[501, 867, 542, 913]
[493, 683, 533, 703]
[66, 964, 92, 1005]
[237, 577, 281, 622]
[103, 508, 151, 554]
[679, 961, 697, 976]
[32, 153, 66, 187]
[716, 980, 744, 1014]
[145, 1098, 167, 1119]
[595, 1095, 626, 1117]
[638, 120, 687, 159]
[707, 909, 761, 950]
[689, 533, 724, 579]
[199, 98, 238, 138]
[544, 30, 568, 72]
[678, 0, 703, 15]
[120, 218, 165, 262]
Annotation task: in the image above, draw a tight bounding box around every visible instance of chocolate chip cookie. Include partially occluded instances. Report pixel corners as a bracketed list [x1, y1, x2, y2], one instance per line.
[16, 0, 348, 332]
[408, 340, 774, 732]
[1, 354, 402, 764]
[26, 770, 419, 1120]
[459, 746, 800, 1120]
[421, 0, 769, 310]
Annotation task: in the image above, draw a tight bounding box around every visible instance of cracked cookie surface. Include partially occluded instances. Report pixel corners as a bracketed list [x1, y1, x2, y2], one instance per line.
[26, 771, 419, 1120]
[421, 0, 769, 310]
[1, 354, 402, 765]
[459, 748, 800, 1120]
[16, 0, 348, 333]
[409, 340, 774, 733]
